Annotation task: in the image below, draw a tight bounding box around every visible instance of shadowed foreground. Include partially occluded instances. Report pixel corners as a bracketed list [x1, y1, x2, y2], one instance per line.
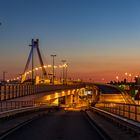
[3, 111, 103, 140]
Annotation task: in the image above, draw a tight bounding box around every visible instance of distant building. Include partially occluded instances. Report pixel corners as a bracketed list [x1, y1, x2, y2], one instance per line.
[135, 76, 140, 85]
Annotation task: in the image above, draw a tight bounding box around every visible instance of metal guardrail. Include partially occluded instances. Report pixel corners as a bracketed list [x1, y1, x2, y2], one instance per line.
[0, 100, 36, 113]
[95, 102, 140, 122]
[0, 84, 85, 101]
[91, 107, 140, 136]
[0, 100, 57, 119]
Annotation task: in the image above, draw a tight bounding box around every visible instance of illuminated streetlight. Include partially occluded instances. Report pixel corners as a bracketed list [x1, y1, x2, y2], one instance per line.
[61, 60, 66, 85]
[101, 78, 105, 82]
[48, 65, 52, 68]
[65, 63, 68, 84]
[116, 76, 119, 82]
[125, 72, 128, 76]
[43, 65, 47, 68]
[129, 73, 132, 82]
[124, 72, 128, 83]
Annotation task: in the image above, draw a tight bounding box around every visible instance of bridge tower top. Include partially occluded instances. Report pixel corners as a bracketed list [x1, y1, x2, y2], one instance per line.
[21, 39, 47, 84]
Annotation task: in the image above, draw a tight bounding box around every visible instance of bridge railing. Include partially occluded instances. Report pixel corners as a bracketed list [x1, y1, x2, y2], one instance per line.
[95, 102, 140, 122]
[0, 100, 37, 113]
[0, 100, 59, 119]
[0, 84, 85, 101]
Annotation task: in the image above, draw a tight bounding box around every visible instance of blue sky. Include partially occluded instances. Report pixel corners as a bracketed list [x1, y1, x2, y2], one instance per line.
[0, 0, 140, 82]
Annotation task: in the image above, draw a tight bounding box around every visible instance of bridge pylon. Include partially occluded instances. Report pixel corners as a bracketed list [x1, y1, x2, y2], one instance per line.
[21, 39, 47, 84]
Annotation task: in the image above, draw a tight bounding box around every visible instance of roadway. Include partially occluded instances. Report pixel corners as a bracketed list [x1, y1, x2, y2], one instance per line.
[2, 111, 104, 140]
[95, 84, 122, 94]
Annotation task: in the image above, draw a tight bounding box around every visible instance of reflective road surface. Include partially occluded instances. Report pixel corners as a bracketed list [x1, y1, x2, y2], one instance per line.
[3, 111, 104, 140]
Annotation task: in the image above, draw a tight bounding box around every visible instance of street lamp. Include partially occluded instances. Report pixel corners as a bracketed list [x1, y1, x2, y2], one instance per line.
[65, 63, 68, 84]
[124, 72, 128, 83]
[61, 60, 66, 85]
[129, 73, 132, 83]
[116, 76, 119, 83]
[51, 54, 56, 85]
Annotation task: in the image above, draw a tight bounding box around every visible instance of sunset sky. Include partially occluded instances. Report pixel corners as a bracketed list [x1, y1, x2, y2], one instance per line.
[0, 0, 140, 82]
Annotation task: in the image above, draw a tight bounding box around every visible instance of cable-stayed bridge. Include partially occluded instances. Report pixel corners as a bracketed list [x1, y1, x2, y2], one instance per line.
[0, 39, 140, 140]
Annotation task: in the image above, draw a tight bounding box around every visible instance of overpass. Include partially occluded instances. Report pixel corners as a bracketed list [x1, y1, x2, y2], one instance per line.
[0, 83, 135, 112]
[0, 83, 140, 140]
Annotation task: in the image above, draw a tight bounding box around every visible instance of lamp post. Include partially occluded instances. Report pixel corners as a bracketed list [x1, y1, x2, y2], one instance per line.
[65, 63, 68, 84]
[61, 60, 66, 85]
[51, 54, 56, 85]
[116, 76, 119, 83]
[129, 73, 132, 83]
[125, 72, 128, 83]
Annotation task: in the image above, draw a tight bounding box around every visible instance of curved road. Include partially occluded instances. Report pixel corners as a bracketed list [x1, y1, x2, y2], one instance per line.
[95, 84, 122, 94]
[3, 111, 104, 140]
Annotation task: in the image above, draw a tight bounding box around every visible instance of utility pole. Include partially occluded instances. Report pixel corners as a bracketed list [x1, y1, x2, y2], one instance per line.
[61, 60, 66, 85]
[51, 54, 56, 85]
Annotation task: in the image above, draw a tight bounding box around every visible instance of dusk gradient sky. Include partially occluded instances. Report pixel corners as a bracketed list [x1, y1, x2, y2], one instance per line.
[0, 0, 140, 82]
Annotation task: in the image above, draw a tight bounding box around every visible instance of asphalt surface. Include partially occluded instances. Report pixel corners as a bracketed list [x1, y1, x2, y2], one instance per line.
[95, 84, 122, 94]
[2, 111, 103, 140]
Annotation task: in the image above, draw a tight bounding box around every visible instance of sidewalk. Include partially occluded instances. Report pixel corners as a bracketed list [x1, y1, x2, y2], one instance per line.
[86, 110, 140, 140]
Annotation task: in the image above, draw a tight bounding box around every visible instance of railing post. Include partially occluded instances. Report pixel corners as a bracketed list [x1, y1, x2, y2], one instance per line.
[19, 85, 21, 97]
[35, 85, 37, 94]
[11, 85, 14, 99]
[9, 85, 11, 99]
[16, 85, 18, 98]
[123, 104, 125, 117]
[17, 85, 19, 97]
[8, 85, 10, 99]
[29, 85, 31, 95]
[15, 101, 17, 109]
[5, 85, 8, 100]
[119, 104, 121, 116]
[26, 85, 28, 95]
[0, 102, 1, 112]
[18, 101, 20, 109]
[24, 85, 27, 96]
[28, 84, 30, 95]
[4, 85, 6, 100]
[21, 85, 24, 97]
[5, 101, 8, 111]
[128, 104, 130, 119]
[0, 85, 1, 101]
[30, 85, 32, 95]
[13, 85, 16, 98]
[10, 101, 12, 110]
[33, 85, 35, 94]
[25, 85, 27, 96]
[135, 105, 137, 121]
[21, 85, 23, 97]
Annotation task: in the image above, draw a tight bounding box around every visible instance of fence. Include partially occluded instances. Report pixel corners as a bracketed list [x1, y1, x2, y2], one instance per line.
[95, 102, 140, 122]
[0, 84, 84, 101]
[0, 100, 36, 112]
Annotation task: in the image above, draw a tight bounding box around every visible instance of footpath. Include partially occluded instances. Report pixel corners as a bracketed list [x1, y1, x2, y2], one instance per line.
[87, 110, 140, 140]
